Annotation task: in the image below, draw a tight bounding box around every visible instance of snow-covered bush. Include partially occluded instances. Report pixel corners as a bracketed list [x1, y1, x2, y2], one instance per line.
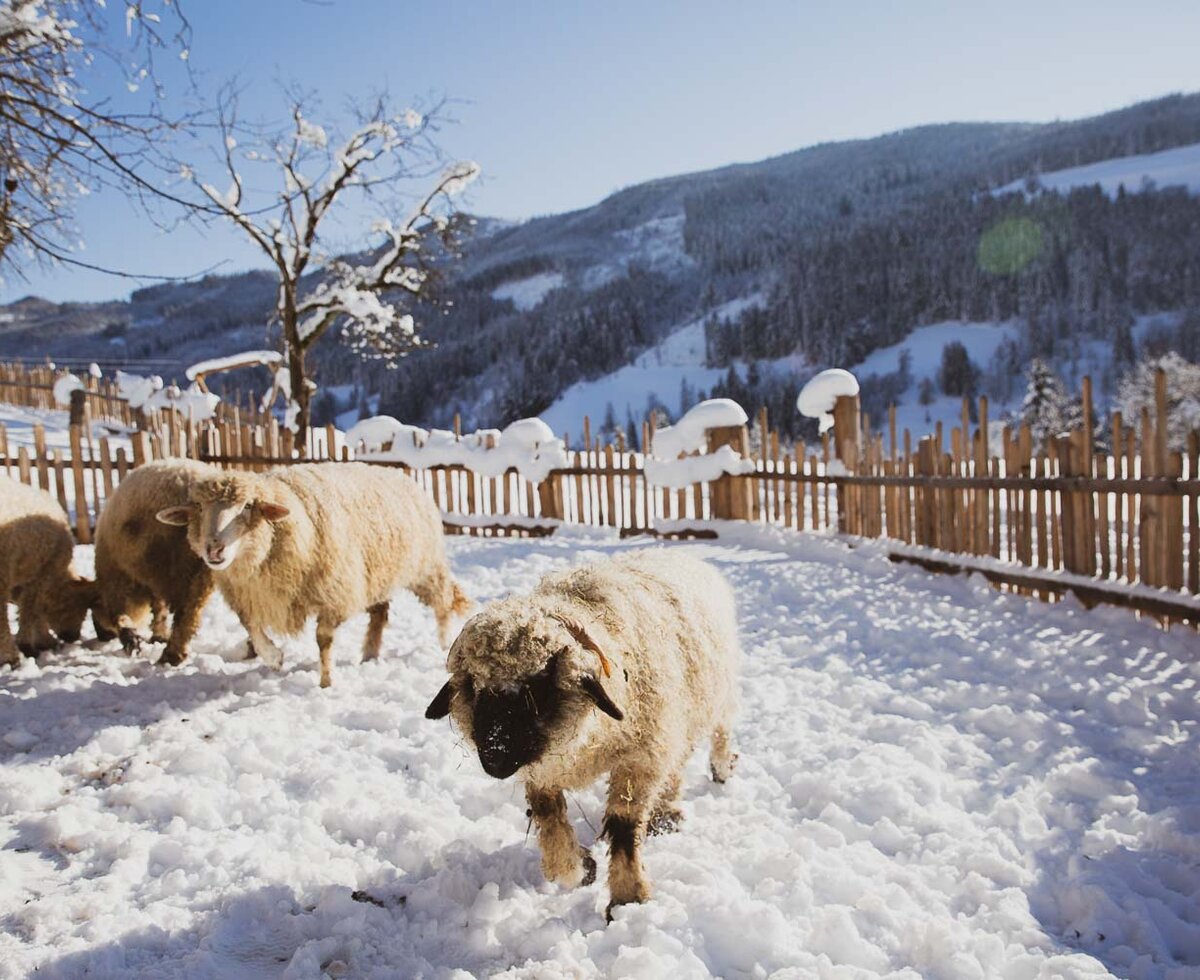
[1116, 352, 1200, 451]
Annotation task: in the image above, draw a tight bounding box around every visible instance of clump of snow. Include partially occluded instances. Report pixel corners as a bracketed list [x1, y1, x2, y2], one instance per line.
[87, 363, 102, 380]
[642, 398, 754, 488]
[51, 373, 83, 407]
[491, 272, 564, 312]
[144, 383, 221, 422]
[115, 371, 164, 409]
[185, 350, 283, 382]
[644, 445, 755, 489]
[349, 415, 569, 483]
[797, 369, 861, 433]
[652, 398, 748, 458]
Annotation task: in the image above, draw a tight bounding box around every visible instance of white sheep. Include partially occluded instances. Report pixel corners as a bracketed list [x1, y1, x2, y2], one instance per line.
[424, 550, 739, 918]
[157, 462, 469, 687]
[0, 476, 96, 664]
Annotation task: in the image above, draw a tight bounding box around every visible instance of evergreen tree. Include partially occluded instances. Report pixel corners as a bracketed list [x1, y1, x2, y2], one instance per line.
[1020, 359, 1076, 449]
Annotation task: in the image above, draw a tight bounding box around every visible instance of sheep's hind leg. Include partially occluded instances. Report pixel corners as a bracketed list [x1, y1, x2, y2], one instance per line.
[413, 572, 466, 648]
[603, 768, 655, 919]
[710, 725, 738, 783]
[362, 601, 388, 662]
[315, 615, 342, 689]
[527, 786, 594, 888]
[647, 772, 683, 835]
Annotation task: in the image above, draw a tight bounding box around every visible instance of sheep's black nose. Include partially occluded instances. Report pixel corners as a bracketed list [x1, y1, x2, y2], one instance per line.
[478, 748, 522, 780]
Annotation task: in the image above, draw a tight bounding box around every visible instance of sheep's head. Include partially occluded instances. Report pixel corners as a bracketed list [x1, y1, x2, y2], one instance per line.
[425, 601, 626, 780]
[155, 475, 290, 572]
[44, 576, 98, 644]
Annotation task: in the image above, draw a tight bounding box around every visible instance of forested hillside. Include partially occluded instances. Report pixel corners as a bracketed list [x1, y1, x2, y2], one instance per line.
[4, 93, 1200, 437]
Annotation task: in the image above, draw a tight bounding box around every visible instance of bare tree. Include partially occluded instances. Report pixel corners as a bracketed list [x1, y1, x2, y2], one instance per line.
[178, 88, 479, 443]
[0, 0, 197, 276]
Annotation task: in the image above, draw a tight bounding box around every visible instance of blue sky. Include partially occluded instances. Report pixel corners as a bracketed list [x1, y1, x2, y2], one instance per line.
[11, 0, 1200, 303]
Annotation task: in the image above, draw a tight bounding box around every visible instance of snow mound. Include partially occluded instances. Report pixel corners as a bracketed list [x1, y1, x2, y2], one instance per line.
[642, 398, 754, 488]
[185, 350, 283, 381]
[144, 382, 221, 422]
[51, 373, 83, 407]
[114, 370, 163, 409]
[349, 415, 568, 484]
[797, 369, 860, 433]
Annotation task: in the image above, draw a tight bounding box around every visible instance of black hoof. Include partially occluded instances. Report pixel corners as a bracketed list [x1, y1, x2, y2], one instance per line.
[580, 850, 597, 887]
[118, 627, 142, 656]
[159, 648, 187, 667]
[244, 641, 258, 661]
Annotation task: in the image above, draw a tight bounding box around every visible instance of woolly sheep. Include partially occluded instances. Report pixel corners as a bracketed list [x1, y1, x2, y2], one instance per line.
[157, 462, 469, 688]
[424, 550, 739, 918]
[93, 459, 230, 664]
[0, 476, 96, 665]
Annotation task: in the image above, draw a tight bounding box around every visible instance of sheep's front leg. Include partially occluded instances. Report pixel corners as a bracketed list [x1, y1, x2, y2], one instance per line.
[150, 599, 171, 644]
[527, 786, 595, 888]
[315, 615, 342, 689]
[0, 581, 19, 666]
[603, 769, 656, 918]
[250, 626, 285, 671]
[159, 577, 213, 667]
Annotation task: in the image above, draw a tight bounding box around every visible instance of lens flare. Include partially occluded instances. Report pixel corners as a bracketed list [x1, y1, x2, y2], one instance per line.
[978, 217, 1044, 275]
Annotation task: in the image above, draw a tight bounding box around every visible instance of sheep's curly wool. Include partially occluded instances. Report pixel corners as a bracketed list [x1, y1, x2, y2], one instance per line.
[93, 459, 223, 664]
[0, 476, 94, 664]
[441, 549, 739, 913]
[183, 462, 469, 686]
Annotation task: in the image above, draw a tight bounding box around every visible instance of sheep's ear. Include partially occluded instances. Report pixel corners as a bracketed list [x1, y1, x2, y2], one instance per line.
[580, 674, 624, 721]
[156, 505, 193, 526]
[425, 680, 454, 719]
[257, 500, 290, 521]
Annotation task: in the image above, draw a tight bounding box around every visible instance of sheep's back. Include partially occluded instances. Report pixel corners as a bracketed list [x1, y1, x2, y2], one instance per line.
[0, 477, 74, 589]
[546, 550, 739, 747]
[271, 463, 445, 610]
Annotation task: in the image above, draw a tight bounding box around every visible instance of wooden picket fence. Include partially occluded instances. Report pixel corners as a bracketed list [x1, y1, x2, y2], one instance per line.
[0, 361, 1197, 626]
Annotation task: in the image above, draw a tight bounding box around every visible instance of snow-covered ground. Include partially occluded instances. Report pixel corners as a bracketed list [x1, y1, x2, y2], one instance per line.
[542, 296, 765, 438]
[2, 526, 1197, 978]
[995, 141, 1200, 199]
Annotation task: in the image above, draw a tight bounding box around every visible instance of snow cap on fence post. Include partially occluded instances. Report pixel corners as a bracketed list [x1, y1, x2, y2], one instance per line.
[797, 369, 860, 435]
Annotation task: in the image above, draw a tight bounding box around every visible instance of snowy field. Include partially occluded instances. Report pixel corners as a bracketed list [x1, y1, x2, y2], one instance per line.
[1, 526, 1198, 979]
[994, 141, 1200, 199]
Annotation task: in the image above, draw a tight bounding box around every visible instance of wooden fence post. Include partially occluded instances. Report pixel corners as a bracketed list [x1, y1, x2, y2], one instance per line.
[707, 424, 752, 521]
[830, 394, 860, 534]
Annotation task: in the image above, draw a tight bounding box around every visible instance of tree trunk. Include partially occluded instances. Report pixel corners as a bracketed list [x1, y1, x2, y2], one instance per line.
[288, 344, 311, 453]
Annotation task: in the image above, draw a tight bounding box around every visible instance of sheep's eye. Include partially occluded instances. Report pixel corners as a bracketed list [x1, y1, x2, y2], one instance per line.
[460, 676, 475, 701]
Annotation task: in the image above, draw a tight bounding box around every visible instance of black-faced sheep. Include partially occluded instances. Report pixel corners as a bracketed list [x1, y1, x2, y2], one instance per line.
[424, 550, 739, 918]
[93, 459, 227, 665]
[0, 476, 96, 664]
[157, 462, 470, 688]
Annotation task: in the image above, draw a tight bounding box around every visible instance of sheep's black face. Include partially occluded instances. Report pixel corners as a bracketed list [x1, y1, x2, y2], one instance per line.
[473, 658, 562, 779]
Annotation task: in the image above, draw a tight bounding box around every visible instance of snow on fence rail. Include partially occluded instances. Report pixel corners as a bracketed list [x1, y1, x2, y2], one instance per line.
[0, 361, 1197, 625]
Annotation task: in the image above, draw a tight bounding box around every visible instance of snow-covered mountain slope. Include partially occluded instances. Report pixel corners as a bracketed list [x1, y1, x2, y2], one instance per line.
[541, 295, 764, 437]
[995, 140, 1200, 198]
[490, 272, 564, 311]
[1, 528, 1196, 977]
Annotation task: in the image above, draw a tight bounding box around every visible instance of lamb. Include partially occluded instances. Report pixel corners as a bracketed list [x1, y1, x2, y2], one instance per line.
[93, 459, 227, 665]
[424, 550, 739, 918]
[156, 461, 470, 688]
[0, 476, 96, 665]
